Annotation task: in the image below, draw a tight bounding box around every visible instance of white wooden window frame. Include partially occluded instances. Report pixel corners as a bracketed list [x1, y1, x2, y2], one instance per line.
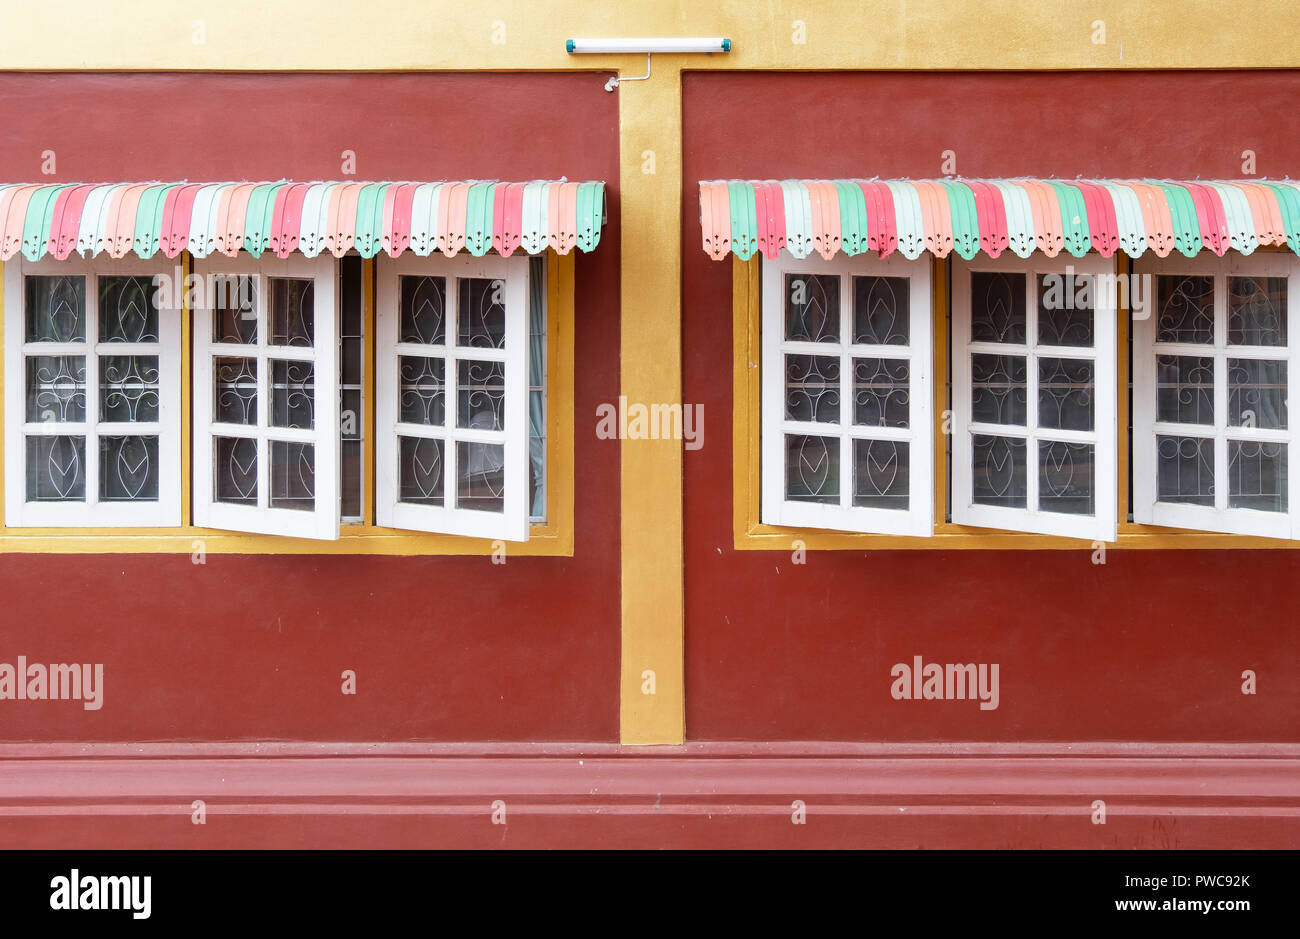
[760, 251, 933, 537]
[376, 252, 530, 542]
[4, 255, 181, 527]
[192, 253, 340, 541]
[951, 254, 1118, 541]
[1133, 253, 1299, 539]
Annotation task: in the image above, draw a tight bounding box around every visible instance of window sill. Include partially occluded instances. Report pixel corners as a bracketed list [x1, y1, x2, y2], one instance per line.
[0, 523, 573, 556]
[736, 521, 1300, 551]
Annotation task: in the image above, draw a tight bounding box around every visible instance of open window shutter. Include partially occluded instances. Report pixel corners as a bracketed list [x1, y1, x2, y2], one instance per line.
[1132, 255, 1297, 539]
[951, 255, 1118, 542]
[759, 253, 933, 536]
[192, 254, 340, 541]
[376, 253, 530, 542]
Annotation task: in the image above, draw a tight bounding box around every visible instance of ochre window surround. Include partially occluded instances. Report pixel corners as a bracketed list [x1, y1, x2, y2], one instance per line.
[732, 250, 1300, 550]
[0, 250, 576, 555]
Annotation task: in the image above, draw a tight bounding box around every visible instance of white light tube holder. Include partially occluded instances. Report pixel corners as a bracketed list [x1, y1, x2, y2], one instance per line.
[566, 37, 732, 91]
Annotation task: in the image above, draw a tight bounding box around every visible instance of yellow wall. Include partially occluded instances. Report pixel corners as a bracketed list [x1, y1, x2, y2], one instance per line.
[2, 0, 1293, 745]
[2, 1, 1295, 70]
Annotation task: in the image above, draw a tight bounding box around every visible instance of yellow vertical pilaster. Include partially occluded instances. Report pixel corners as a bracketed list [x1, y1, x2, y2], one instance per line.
[619, 62, 685, 745]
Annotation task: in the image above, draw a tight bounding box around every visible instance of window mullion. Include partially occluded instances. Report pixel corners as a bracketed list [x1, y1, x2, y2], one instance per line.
[1213, 273, 1228, 513]
[256, 274, 270, 511]
[1025, 272, 1039, 515]
[839, 272, 851, 509]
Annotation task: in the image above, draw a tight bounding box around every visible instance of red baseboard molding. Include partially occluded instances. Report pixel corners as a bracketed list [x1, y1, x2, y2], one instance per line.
[1, 742, 1297, 848]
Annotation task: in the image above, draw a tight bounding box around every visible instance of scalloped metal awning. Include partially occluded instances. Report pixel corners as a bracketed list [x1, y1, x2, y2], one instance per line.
[700, 179, 1300, 262]
[0, 180, 606, 262]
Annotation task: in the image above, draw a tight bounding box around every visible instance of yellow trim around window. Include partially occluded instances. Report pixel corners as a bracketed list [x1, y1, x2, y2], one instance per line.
[732, 252, 1300, 550]
[0, 251, 575, 555]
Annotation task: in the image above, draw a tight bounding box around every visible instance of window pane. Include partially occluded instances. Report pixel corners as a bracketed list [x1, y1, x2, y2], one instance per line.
[456, 441, 505, 512]
[1228, 276, 1286, 347]
[26, 275, 85, 343]
[1155, 275, 1213, 344]
[214, 357, 258, 425]
[1156, 435, 1214, 506]
[785, 273, 839, 343]
[26, 435, 85, 501]
[852, 276, 908, 345]
[269, 440, 315, 511]
[212, 276, 257, 344]
[340, 254, 364, 522]
[1037, 273, 1094, 347]
[970, 271, 1025, 344]
[26, 355, 86, 422]
[458, 278, 506, 349]
[1039, 441, 1094, 515]
[852, 358, 909, 427]
[1228, 359, 1287, 429]
[1037, 357, 1093, 431]
[971, 354, 1026, 425]
[399, 435, 444, 505]
[457, 359, 505, 431]
[972, 433, 1026, 508]
[400, 276, 446, 344]
[853, 439, 908, 510]
[785, 354, 840, 423]
[269, 278, 314, 347]
[99, 275, 158, 343]
[214, 435, 257, 504]
[99, 435, 158, 502]
[1228, 440, 1287, 512]
[270, 360, 315, 430]
[99, 355, 159, 422]
[399, 356, 445, 425]
[1156, 355, 1214, 425]
[785, 433, 839, 504]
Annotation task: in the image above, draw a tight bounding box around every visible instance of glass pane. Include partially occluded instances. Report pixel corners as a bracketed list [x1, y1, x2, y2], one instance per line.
[456, 441, 505, 512]
[269, 440, 315, 511]
[785, 273, 839, 343]
[26, 435, 85, 501]
[269, 278, 314, 347]
[269, 360, 315, 430]
[212, 276, 257, 344]
[1038, 440, 1094, 516]
[341, 388, 362, 441]
[457, 359, 505, 431]
[1228, 358, 1287, 429]
[26, 355, 86, 422]
[785, 354, 840, 423]
[972, 433, 1027, 508]
[400, 276, 446, 344]
[99, 355, 159, 423]
[1155, 275, 1214, 344]
[1156, 355, 1214, 425]
[1228, 276, 1286, 347]
[99, 435, 158, 502]
[399, 435, 444, 505]
[853, 439, 908, 510]
[852, 357, 909, 427]
[1037, 357, 1093, 431]
[1156, 435, 1214, 506]
[341, 439, 362, 521]
[99, 275, 158, 343]
[1037, 272, 1094, 347]
[214, 357, 258, 425]
[1228, 440, 1287, 512]
[785, 433, 839, 504]
[399, 356, 445, 426]
[971, 354, 1026, 425]
[852, 276, 908, 345]
[970, 271, 1025, 344]
[213, 435, 257, 505]
[25, 275, 85, 343]
[458, 278, 506, 349]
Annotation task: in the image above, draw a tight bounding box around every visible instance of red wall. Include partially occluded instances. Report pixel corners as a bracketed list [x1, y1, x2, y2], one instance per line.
[0, 73, 621, 741]
[682, 71, 1300, 741]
